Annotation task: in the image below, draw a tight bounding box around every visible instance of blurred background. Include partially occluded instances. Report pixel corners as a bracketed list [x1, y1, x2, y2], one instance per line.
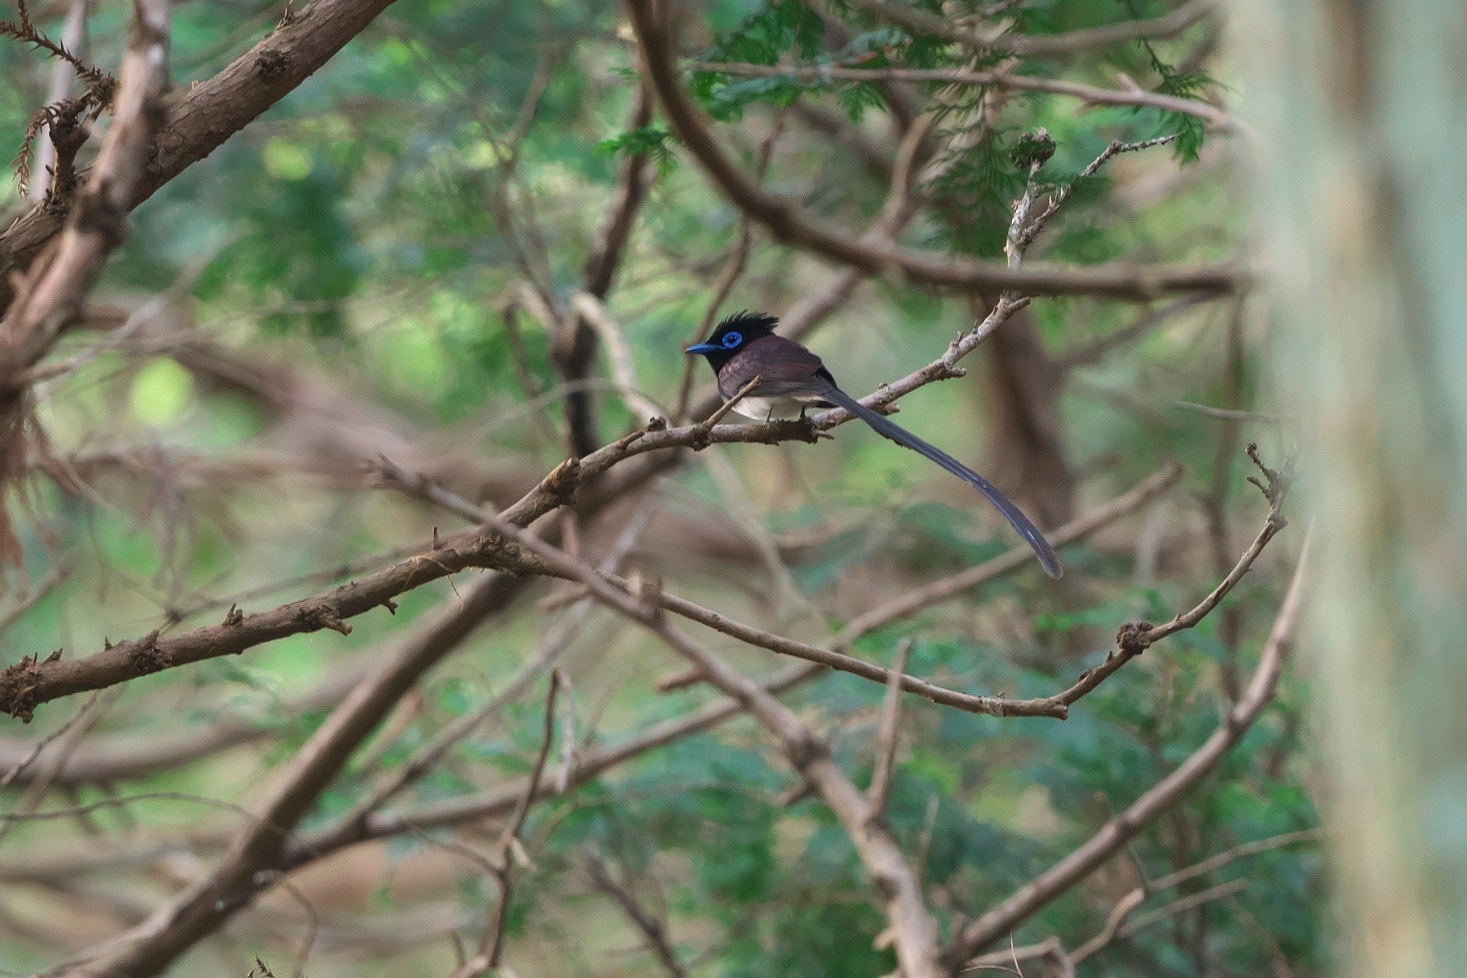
[0, 1, 1341, 976]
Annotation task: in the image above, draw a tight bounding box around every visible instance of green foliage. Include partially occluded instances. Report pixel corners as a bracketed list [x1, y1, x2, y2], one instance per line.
[1123, 0, 1214, 162]
[928, 127, 1029, 257]
[597, 124, 676, 175]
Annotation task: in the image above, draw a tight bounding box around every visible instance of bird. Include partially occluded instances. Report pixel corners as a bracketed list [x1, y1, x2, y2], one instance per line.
[686, 311, 1063, 578]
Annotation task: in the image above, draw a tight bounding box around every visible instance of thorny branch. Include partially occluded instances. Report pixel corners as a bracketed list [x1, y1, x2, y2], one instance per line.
[0, 3, 1298, 978]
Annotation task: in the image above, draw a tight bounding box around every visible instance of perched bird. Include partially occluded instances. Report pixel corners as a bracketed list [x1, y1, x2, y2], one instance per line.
[687, 311, 1062, 578]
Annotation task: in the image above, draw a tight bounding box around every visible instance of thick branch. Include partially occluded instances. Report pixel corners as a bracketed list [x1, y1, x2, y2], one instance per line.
[0, 0, 170, 381]
[0, 0, 401, 311]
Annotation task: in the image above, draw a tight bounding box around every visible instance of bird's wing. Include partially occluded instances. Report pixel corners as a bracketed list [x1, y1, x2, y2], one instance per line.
[721, 335, 833, 399]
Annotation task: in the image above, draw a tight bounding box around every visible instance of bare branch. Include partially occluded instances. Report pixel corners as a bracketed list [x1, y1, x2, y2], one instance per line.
[0, 0, 172, 564]
[60, 568, 530, 977]
[0, 0, 405, 310]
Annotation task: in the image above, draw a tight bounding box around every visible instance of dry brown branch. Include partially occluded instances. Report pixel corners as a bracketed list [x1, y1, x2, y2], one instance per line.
[383, 458, 1182, 719]
[0, 0, 171, 566]
[0, 661, 366, 787]
[0, 0, 404, 311]
[1047, 446, 1291, 709]
[554, 83, 656, 455]
[695, 62, 1236, 131]
[58, 569, 532, 977]
[467, 510, 942, 978]
[942, 530, 1310, 971]
[623, 0, 1241, 301]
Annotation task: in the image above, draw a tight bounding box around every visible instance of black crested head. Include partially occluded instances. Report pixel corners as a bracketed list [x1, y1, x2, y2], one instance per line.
[686, 310, 779, 372]
[712, 310, 779, 339]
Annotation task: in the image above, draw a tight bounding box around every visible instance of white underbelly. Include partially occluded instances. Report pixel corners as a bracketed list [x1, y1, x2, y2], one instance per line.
[732, 395, 816, 421]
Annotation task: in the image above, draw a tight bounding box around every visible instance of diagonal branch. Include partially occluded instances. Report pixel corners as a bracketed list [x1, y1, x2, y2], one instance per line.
[585, 853, 690, 978]
[61, 569, 527, 978]
[0, 0, 404, 311]
[0, 0, 169, 381]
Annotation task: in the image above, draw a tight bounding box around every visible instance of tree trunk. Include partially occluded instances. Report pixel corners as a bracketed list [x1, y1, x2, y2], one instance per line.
[1238, 0, 1467, 973]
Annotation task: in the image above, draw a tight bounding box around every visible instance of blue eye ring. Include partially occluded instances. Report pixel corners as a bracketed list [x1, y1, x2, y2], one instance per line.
[721, 331, 743, 349]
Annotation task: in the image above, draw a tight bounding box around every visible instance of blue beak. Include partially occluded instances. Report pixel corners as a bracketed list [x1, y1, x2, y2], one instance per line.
[685, 342, 720, 356]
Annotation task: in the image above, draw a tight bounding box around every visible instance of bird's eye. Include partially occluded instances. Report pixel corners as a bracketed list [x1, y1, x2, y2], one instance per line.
[722, 331, 742, 349]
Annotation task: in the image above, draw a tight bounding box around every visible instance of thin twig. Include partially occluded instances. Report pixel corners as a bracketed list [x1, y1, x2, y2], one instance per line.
[1173, 401, 1281, 424]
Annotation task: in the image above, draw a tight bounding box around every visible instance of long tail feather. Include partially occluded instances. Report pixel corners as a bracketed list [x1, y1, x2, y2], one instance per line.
[818, 382, 1063, 578]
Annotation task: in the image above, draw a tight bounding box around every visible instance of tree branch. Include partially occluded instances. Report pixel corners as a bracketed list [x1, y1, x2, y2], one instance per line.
[0, 0, 403, 311]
